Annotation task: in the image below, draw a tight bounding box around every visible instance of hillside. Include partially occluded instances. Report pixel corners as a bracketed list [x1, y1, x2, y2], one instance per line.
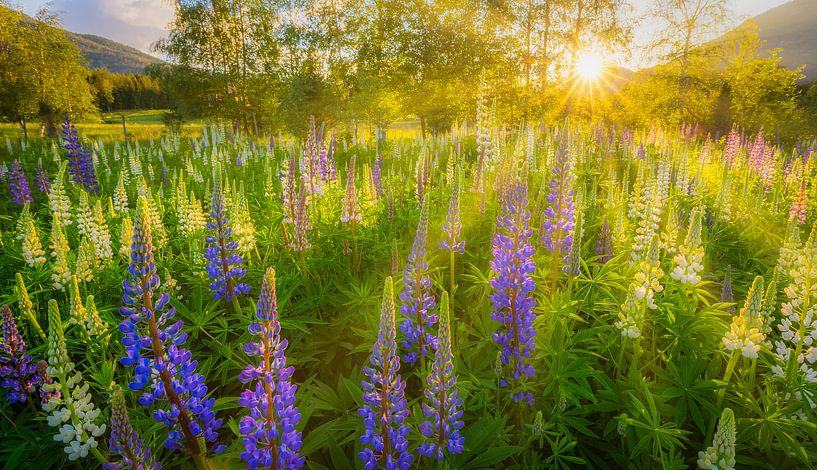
[737, 0, 817, 82]
[66, 32, 162, 74]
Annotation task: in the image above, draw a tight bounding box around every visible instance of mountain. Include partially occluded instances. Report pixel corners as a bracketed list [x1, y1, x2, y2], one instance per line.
[736, 0, 817, 82]
[66, 32, 163, 74]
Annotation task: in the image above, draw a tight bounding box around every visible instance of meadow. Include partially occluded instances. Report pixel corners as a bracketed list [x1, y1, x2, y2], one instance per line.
[0, 115, 815, 470]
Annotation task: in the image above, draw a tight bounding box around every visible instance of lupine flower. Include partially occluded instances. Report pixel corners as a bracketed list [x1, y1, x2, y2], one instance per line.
[697, 408, 736, 470]
[563, 213, 583, 275]
[359, 277, 413, 470]
[238, 268, 304, 469]
[50, 213, 72, 291]
[35, 359, 58, 405]
[723, 126, 739, 168]
[418, 291, 464, 461]
[15, 272, 46, 342]
[205, 186, 250, 301]
[120, 196, 224, 454]
[596, 216, 613, 264]
[490, 181, 537, 404]
[789, 179, 808, 225]
[43, 300, 107, 462]
[341, 155, 362, 224]
[777, 221, 802, 280]
[723, 276, 766, 359]
[104, 388, 160, 470]
[231, 188, 257, 255]
[302, 116, 323, 197]
[35, 160, 51, 193]
[119, 216, 134, 258]
[771, 223, 817, 383]
[289, 184, 311, 252]
[541, 143, 575, 273]
[8, 160, 33, 205]
[113, 175, 129, 213]
[22, 219, 47, 267]
[75, 237, 96, 283]
[0, 305, 37, 404]
[632, 236, 664, 310]
[399, 203, 437, 365]
[15, 201, 32, 240]
[49, 163, 73, 226]
[439, 178, 465, 254]
[372, 153, 383, 200]
[61, 116, 99, 194]
[670, 208, 705, 285]
[721, 265, 734, 315]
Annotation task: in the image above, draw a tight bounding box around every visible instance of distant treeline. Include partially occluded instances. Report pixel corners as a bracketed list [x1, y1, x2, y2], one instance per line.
[0, 4, 170, 137]
[88, 68, 171, 112]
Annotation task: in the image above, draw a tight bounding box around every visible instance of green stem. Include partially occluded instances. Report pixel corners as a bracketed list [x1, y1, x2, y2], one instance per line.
[232, 296, 242, 315]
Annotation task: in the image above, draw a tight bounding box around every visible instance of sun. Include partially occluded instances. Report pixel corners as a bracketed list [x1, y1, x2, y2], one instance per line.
[575, 52, 603, 81]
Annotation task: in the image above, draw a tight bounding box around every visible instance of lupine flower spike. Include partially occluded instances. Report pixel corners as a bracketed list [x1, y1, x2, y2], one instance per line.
[722, 275, 766, 359]
[104, 388, 160, 470]
[238, 268, 304, 469]
[541, 142, 575, 288]
[205, 185, 251, 301]
[61, 116, 99, 194]
[0, 305, 37, 404]
[399, 202, 437, 366]
[359, 277, 413, 470]
[43, 300, 107, 462]
[8, 160, 33, 205]
[418, 291, 464, 461]
[670, 208, 705, 285]
[119, 196, 224, 456]
[697, 408, 736, 470]
[490, 181, 537, 404]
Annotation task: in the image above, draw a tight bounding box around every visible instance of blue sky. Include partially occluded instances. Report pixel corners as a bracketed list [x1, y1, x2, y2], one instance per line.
[11, 0, 791, 67]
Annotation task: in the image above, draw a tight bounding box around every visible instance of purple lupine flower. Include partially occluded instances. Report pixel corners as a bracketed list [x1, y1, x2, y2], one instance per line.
[722, 265, 734, 315]
[0, 305, 37, 404]
[596, 216, 612, 264]
[749, 130, 765, 173]
[325, 132, 337, 183]
[8, 160, 33, 205]
[490, 181, 537, 405]
[119, 196, 224, 455]
[341, 155, 362, 224]
[104, 388, 160, 470]
[399, 203, 437, 365]
[439, 180, 465, 254]
[205, 186, 251, 301]
[418, 291, 464, 461]
[289, 183, 312, 252]
[269, 135, 275, 154]
[35, 160, 51, 193]
[61, 116, 99, 194]
[35, 359, 59, 405]
[302, 116, 323, 196]
[238, 268, 304, 469]
[372, 153, 383, 200]
[359, 277, 413, 470]
[541, 143, 575, 272]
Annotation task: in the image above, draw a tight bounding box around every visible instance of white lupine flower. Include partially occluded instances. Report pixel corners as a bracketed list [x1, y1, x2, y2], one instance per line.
[49, 163, 73, 226]
[75, 192, 93, 238]
[22, 219, 47, 267]
[697, 408, 736, 470]
[15, 202, 32, 240]
[44, 300, 106, 461]
[74, 237, 96, 283]
[119, 216, 133, 257]
[723, 276, 766, 359]
[50, 213, 72, 291]
[113, 175, 129, 213]
[615, 290, 644, 339]
[180, 191, 206, 235]
[671, 208, 705, 285]
[773, 223, 817, 383]
[89, 201, 113, 262]
[231, 188, 256, 254]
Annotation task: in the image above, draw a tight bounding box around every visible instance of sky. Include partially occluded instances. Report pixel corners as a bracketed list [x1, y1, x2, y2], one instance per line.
[11, 0, 793, 68]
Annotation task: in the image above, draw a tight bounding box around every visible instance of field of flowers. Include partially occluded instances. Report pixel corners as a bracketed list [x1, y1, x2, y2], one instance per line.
[0, 113, 815, 470]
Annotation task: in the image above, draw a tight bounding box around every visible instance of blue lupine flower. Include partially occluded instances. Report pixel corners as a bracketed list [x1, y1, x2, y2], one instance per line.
[204, 186, 250, 301]
[418, 291, 464, 461]
[359, 277, 413, 470]
[104, 388, 160, 470]
[0, 304, 37, 404]
[541, 143, 575, 270]
[119, 196, 224, 455]
[596, 216, 612, 264]
[490, 181, 537, 405]
[372, 153, 383, 200]
[399, 203, 437, 365]
[61, 116, 99, 194]
[238, 268, 304, 469]
[35, 160, 51, 193]
[8, 160, 33, 205]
